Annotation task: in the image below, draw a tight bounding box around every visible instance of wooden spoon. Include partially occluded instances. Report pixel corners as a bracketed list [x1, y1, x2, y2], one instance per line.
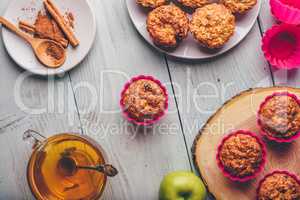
[0, 17, 66, 68]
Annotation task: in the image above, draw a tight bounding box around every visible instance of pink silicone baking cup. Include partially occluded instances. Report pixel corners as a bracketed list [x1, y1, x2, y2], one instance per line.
[257, 92, 300, 143]
[256, 170, 300, 200]
[120, 75, 169, 126]
[262, 24, 300, 69]
[270, 0, 300, 25]
[216, 130, 267, 182]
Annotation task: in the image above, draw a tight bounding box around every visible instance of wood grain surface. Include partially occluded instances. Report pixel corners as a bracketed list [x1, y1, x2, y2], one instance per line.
[259, 0, 300, 86]
[0, 0, 291, 199]
[167, 15, 273, 173]
[0, 0, 190, 199]
[68, 0, 191, 199]
[193, 87, 300, 200]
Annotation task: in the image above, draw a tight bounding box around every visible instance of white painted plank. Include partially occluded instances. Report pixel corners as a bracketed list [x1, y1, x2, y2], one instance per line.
[0, 0, 276, 199]
[259, 0, 300, 86]
[0, 1, 81, 199]
[258, 0, 276, 32]
[68, 0, 191, 199]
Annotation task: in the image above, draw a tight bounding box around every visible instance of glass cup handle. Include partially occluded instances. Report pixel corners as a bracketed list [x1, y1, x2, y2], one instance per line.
[23, 129, 46, 149]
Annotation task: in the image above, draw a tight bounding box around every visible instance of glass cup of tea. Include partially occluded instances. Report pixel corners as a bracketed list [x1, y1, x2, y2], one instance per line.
[24, 130, 117, 200]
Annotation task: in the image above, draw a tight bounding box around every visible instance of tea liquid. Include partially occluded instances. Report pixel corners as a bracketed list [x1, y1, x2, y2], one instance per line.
[27, 134, 106, 200]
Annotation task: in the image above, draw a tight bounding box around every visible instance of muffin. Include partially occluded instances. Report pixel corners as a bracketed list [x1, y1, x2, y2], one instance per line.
[257, 92, 300, 143]
[257, 171, 300, 200]
[120, 75, 168, 125]
[221, 0, 257, 14]
[146, 4, 189, 49]
[216, 130, 266, 182]
[190, 4, 235, 49]
[177, 0, 209, 9]
[136, 0, 167, 9]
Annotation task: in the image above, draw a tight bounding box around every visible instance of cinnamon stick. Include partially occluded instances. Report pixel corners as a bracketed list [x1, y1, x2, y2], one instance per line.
[44, 0, 79, 47]
[19, 20, 69, 48]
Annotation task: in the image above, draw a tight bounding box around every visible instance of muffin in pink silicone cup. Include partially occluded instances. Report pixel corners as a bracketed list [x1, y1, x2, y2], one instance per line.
[257, 92, 300, 143]
[270, 0, 300, 25]
[257, 170, 300, 200]
[120, 75, 168, 126]
[262, 24, 300, 69]
[216, 130, 267, 182]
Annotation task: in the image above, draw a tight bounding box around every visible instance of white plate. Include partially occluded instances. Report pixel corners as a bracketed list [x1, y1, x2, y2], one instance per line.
[126, 0, 261, 60]
[2, 0, 96, 76]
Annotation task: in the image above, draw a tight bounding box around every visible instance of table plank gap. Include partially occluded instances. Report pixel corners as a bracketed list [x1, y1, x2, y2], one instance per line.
[66, 0, 192, 199]
[67, 72, 84, 135]
[256, 17, 275, 86]
[0, 2, 82, 198]
[164, 55, 193, 171]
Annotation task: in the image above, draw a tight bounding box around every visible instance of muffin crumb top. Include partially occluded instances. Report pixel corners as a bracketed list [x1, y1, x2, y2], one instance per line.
[258, 172, 300, 200]
[221, 0, 257, 14]
[259, 94, 300, 139]
[190, 4, 235, 49]
[177, 0, 209, 9]
[123, 79, 166, 121]
[147, 4, 189, 48]
[136, 0, 167, 9]
[219, 132, 262, 178]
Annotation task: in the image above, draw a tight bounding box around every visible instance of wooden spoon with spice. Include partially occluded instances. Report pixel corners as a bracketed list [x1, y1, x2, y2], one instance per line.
[0, 17, 66, 68]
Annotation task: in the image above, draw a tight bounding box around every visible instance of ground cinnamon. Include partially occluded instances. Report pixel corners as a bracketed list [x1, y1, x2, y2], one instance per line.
[46, 43, 64, 60]
[19, 12, 69, 48]
[34, 11, 67, 46]
[65, 12, 74, 29]
[44, 0, 79, 47]
[19, 0, 78, 49]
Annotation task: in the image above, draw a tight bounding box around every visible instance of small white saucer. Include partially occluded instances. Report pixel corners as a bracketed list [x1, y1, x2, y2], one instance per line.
[1, 0, 96, 76]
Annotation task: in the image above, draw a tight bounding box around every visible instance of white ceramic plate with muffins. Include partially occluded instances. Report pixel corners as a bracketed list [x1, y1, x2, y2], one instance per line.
[126, 0, 261, 60]
[1, 0, 96, 76]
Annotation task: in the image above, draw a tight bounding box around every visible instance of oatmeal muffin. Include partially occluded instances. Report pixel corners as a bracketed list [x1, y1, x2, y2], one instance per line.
[257, 171, 300, 200]
[217, 131, 266, 181]
[221, 0, 257, 14]
[258, 92, 300, 142]
[121, 76, 168, 124]
[146, 4, 189, 48]
[190, 4, 235, 49]
[177, 0, 209, 9]
[136, 0, 167, 9]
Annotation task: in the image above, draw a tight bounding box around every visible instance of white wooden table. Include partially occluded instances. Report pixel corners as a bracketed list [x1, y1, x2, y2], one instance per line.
[0, 0, 295, 199]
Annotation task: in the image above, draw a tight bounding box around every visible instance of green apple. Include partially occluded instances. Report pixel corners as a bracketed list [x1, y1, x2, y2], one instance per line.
[159, 171, 207, 200]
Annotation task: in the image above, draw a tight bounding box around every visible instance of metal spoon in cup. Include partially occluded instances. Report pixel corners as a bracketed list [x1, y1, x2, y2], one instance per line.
[58, 156, 118, 177]
[0, 16, 66, 68]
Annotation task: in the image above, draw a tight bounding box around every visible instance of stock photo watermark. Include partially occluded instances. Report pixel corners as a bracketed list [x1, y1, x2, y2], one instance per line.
[11, 67, 292, 138]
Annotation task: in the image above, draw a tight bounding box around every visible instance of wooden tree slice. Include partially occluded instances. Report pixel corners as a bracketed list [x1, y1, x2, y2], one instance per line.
[192, 87, 300, 200]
